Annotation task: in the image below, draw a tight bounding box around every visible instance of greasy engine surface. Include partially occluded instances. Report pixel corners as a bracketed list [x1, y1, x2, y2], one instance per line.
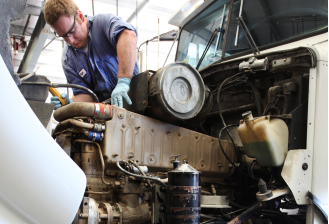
[52, 47, 315, 224]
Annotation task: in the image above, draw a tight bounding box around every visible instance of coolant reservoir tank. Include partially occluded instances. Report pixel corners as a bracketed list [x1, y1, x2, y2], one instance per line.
[237, 111, 289, 167]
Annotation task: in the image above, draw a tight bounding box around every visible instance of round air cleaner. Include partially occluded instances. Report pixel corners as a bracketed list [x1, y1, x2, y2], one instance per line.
[149, 62, 205, 121]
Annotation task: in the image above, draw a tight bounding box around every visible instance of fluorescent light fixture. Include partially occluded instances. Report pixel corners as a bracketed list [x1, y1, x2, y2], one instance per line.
[182, 1, 191, 12]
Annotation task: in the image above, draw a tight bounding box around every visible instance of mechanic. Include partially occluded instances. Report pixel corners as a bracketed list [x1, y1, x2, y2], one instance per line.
[44, 0, 139, 109]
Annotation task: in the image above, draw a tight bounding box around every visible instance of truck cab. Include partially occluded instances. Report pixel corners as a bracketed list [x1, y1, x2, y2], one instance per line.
[174, 0, 328, 222]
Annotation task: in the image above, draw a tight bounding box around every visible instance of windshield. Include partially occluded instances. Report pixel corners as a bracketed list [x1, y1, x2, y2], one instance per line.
[176, 0, 230, 70]
[176, 0, 328, 69]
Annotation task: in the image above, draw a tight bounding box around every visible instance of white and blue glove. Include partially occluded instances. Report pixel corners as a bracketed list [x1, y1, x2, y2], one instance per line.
[111, 77, 132, 108]
[50, 93, 74, 110]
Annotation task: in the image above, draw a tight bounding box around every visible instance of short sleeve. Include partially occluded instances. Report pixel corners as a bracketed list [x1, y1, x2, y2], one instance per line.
[62, 48, 92, 96]
[101, 14, 137, 48]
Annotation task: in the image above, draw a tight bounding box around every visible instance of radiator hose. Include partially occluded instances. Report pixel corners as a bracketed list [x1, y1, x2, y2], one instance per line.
[53, 102, 112, 122]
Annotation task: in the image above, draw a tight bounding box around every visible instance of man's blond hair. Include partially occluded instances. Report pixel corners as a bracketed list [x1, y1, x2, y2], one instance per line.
[44, 0, 79, 25]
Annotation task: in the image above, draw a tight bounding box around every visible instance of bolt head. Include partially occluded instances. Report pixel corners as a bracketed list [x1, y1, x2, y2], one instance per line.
[302, 163, 308, 170]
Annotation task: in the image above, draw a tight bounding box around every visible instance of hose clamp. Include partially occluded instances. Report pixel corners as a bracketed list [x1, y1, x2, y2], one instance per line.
[95, 103, 100, 115]
[92, 132, 97, 141]
[94, 103, 112, 120]
[94, 123, 98, 131]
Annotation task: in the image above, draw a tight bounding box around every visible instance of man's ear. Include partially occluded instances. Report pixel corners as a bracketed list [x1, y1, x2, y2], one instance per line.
[76, 10, 84, 23]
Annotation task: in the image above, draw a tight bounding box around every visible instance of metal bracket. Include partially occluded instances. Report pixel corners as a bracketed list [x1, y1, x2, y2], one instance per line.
[237, 16, 260, 55]
[281, 149, 312, 204]
[116, 203, 123, 224]
[234, 0, 244, 46]
[82, 197, 99, 224]
[214, 4, 227, 56]
[200, 195, 230, 208]
[257, 188, 291, 202]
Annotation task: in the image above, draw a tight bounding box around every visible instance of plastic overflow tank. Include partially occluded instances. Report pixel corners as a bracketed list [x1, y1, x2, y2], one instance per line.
[0, 56, 86, 224]
[237, 111, 289, 167]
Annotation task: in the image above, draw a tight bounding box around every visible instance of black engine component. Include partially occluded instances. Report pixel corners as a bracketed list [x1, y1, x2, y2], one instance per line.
[166, 162, 201, 224]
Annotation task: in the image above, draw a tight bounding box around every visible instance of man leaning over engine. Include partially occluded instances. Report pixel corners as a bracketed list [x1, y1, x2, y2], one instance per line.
[44, 0, 139, 109]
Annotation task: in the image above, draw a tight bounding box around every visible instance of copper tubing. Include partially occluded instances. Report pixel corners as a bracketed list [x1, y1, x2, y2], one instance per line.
[75, 139, 112, 186]
[51, 119, 94, 139]
[116, 160, 167, 187]
[128, 160, 152, 187]
[85, 190, 111, 195]
[54, 102, 111, 122]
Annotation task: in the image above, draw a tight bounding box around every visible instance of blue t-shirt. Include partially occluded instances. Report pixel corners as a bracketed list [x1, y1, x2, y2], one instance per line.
[62, 14, 139, 102]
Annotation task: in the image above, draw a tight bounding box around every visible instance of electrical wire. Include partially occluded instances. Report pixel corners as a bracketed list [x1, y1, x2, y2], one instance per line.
[202, 202, 259, 222]
[248, 160, 259, 181]
[218, 124, 249, 185]
[220, 81, 246, 92]
[247, 80, 263, 116]
[263, 95, 280, 115]
[218, 124, 239, 168]
[216, 72, 246, 154]
[200, 218, 216, 224]
[264, 106, 281, 115]
[116, 160, 166, 187]
[210, 77, 246, 93]
[20, 82, 99, 102]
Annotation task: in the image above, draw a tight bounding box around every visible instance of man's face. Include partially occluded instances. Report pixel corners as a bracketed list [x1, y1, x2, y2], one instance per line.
[52, 11, 88, 49]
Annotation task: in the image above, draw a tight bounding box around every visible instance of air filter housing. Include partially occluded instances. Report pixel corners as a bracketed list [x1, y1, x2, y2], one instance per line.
[148, 62, 205, 121]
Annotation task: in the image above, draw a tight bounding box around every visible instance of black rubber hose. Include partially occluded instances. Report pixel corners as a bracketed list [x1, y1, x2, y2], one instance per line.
[53, 102, 98, 122]
[247, 80, 263, 116]
[283, 94, 291, 114]
[264, 106, 281, 115]
[116, 160, 166, 187]
[216, 73, 245, 153]
[219, 124, 249, 185]
[219, 124, 240, 168]
[21, 82, 99, 103]
[229, 201, 246, 209]
[227, 201, 268, 224]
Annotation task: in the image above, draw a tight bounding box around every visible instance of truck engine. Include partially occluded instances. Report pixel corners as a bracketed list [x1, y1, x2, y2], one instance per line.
[49, 45, 324, 224]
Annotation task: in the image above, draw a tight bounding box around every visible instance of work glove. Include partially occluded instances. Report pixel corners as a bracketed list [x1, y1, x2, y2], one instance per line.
[50, 93, 74, 110]
[111, 77, 132, 108]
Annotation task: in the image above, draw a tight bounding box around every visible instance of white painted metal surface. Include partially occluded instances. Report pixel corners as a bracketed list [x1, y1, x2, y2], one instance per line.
[0, 56, 86, 224]
[168, 0, 205, 27]
[309, 46, 328, 221]
[281, 150, 312, 204]
[281, 44, 328, 221]
[222, 33, 328, 65]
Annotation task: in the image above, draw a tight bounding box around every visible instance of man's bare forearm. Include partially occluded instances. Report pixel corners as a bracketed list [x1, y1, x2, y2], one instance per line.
[116, 29, 137, 79]
[72, 94, 94, 102]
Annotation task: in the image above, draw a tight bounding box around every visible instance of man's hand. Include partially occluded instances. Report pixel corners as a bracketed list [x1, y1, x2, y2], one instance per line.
[50, 93, 73, 110]
[111, 77, 132, 107]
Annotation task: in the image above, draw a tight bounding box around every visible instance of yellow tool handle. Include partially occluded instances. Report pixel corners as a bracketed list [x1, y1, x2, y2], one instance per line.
[48, 87, 68, 106]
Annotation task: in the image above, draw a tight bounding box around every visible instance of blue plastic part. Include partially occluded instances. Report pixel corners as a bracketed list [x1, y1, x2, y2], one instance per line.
[87, 131, 102, 141]
[95, 132, 101, 141]
[88, 131, 93, 139]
